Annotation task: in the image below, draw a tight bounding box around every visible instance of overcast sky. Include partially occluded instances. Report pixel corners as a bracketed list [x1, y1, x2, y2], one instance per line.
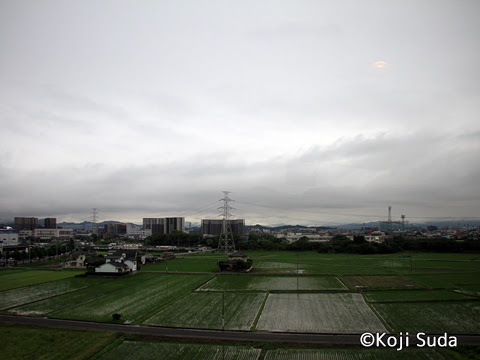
[1, 0, 479, 226]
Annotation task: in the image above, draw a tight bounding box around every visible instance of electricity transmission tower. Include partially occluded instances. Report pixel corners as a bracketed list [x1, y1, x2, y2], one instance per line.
[217, 191, 236, 254]
[91, 208, 98, 235]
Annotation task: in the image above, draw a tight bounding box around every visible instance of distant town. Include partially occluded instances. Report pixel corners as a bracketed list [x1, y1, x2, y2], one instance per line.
[2, 211, 480, 266]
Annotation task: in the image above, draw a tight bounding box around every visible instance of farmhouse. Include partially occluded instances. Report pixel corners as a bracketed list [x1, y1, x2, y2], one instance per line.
[218, 251, 252, 272]
[65, 250, 97, 268]
[95, 249, 139, 273]
[95, 262, 130, 273]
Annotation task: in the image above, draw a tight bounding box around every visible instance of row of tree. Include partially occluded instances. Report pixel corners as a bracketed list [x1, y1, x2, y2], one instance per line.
[142, 232, 480, 254]
[2, 240, 74, 263]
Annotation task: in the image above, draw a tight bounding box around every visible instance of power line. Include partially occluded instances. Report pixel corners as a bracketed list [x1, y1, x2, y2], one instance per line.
[236, 200, 480, 221]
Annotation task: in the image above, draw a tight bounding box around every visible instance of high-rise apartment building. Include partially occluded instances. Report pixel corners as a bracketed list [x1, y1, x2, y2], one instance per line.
[44, 218, 57, 229]
[104, 223, 127, 235]
[14, 217, 38, 231]
[165, 217, 185, 234]
[143, 218, 165, 235]
[201, 219, 245, 236]
[143, 217, 185, 235]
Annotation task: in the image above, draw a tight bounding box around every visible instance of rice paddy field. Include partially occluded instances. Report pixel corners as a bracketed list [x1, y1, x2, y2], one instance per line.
[364, 289, 474, 302]
[372, 301, 480, 334]
[145, 292, 265, 330]
[256, 293, 387, 333]
[98, 341, 261, 360]
[0, 269, 83, 291]
[141, 258, 220, 272]
[50, 274, 212, 323]
[0, 276, 109, 310]
[263, 348, 447, 360]
[198, 275, 346, 291]
[1, 251, 480, 359]
[0, 322, 116, 360]
[342, 275, 423, 289]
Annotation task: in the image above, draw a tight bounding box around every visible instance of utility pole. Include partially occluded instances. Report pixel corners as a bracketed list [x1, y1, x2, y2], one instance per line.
[217, 191, 236, 255]
[222, 291, 225, 330]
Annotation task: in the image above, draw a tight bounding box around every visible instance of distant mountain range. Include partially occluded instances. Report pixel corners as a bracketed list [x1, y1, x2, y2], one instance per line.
[53, 219, 480, 231]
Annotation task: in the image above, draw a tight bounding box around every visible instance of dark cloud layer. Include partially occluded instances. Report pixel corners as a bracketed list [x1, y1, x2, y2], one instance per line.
[1, 1, 479, 225]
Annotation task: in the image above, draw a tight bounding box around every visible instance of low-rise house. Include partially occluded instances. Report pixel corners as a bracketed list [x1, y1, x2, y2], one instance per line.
[95, 249, 138, 273]
[65, 250, 97, 268]
[95, 262, 130, 273]
[218, 251, 252, 272]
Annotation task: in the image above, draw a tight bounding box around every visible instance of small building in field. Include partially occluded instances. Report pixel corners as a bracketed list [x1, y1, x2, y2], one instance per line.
[218, 251, 251, 272]
[228, 252, 248, 262]
[95, 262, 130, 273]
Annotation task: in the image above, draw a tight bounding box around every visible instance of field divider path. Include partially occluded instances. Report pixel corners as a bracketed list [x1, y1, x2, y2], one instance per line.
[360, 293, 393, 334]
[195, 275, 217, 291]
[250, 292, 269, 331]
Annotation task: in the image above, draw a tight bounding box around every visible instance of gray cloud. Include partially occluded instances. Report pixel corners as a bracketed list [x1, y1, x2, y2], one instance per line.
[0, 0, 479, 225]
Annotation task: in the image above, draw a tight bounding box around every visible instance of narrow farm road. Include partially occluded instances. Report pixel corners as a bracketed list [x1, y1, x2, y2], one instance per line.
[1, 314, 479, 345]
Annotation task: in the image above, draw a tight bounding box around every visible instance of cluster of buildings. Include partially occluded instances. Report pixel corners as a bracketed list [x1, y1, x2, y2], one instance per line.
[11, 217, 73, 241]
[1, 217, 74, 253]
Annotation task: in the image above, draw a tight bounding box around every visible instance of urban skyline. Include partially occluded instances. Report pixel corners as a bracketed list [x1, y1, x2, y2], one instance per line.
[1, 1, 479, 226]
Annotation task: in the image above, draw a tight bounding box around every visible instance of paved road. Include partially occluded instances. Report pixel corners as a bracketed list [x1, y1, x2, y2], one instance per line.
[1, 315, 480, 346]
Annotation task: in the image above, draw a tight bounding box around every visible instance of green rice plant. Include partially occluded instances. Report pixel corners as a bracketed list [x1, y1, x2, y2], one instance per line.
[0, 322, 116, 360]
[0, 270, 83, 291]
[51, 274, 212, 323]
[256, 293, 386, 333]
[372, 301, 480, 333]
[8, 280, 120, 316]
[264, 347, 448, 359]
[406, 273, 480, 289]
[144, 292, 264, 330]
[0, 276, 107, 310]
[364, 290, 473, 303]
[98, 341, 261, 360]
[142, 258, 220, 272]
[199, 275, 346, 291]
[343, 275, 423, 289]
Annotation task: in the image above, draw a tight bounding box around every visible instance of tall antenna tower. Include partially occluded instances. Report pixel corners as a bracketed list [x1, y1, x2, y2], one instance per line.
[217, 191, 236, 254]
[91, 208, 98, 234]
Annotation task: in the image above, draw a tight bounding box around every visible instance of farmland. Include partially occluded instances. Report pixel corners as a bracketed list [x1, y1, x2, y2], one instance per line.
[199, 275, 346, 291]
[0, 322, 116, 360]
[1, 250, 480, 359]
[342, 275, 423, 289]
[98, 341, 261, 360]
[263, 348, 447, 360]
[145, 292, 265, 330]
[51, 274, 212, 323]
[372, 301, 480, 334]
[364, 289, 474, 302]
[0, 269, 83, 291]
[0, 276, 109, 310]
[256, 293, 386, 333]
[142, 258, 219, 272]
